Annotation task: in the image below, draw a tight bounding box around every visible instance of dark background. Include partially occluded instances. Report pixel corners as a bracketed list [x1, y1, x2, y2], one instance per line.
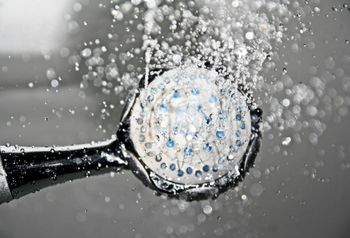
[0, 0, 349, 237]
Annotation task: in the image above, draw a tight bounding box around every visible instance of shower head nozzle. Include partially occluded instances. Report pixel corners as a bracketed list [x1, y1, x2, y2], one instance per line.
[121, 66, 262, 198]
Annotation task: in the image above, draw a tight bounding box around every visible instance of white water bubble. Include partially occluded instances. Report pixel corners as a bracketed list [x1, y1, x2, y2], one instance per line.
[306, 106, 318, 117]
[51, 79, 59, 88]
[231, 1, 240, 8]
[186, 134, 193, 141]
[104, 196, 111, 203]
[111, 10, 124, 21]
[121, 2, 132, 13]
[282, 137, 292, 146]
[282, 98, 290, 107]
[203, 204, 213, 215]
[172, 54, 182, 64]
[81, 48, 92, 58]
[46, 68, 56, 80]
[131, 0, 141, 5]
[293, 84, 314, 105]
[245, 32, 255, 40]
[145, 0, 157, 8]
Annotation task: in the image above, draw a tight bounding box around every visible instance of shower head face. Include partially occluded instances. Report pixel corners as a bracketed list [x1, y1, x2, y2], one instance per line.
[128, 66, 255, 194]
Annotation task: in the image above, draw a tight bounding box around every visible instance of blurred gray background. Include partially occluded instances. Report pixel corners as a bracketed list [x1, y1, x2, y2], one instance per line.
[0, 0, 349, 238]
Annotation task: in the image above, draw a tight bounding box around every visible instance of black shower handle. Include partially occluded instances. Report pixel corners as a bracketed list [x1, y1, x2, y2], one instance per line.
[0, 139, 127, 203]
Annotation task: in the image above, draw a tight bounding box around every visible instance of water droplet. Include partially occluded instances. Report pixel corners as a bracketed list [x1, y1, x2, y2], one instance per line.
[172, 54, 182, 64]
[203, 204, 213, 215]
[81, 48, 92, 58]
[50, 79, 59, 88]
[282, 137, 292, 146]
[245, 31, 255, 40]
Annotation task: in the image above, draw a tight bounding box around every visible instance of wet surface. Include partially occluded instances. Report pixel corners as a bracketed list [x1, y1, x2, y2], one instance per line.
[0, 0, 349, 237]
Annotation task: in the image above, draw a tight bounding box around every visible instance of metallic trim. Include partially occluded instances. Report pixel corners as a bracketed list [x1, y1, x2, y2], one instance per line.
[0, 136, 117, 154]
[0, 156, 13, 204]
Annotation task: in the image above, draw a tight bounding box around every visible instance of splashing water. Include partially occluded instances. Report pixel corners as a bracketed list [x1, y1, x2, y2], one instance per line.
[76, 0, 289, 144]
[2, 0, 350, 238]
[140, 0, 288, 89]
[56, 0, 350, 193]
[78, 1, 287, 85]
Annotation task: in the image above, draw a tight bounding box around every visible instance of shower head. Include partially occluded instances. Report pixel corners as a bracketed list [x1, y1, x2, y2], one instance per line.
[0, 65, 262, 203]
[119, 66, 262, 198]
